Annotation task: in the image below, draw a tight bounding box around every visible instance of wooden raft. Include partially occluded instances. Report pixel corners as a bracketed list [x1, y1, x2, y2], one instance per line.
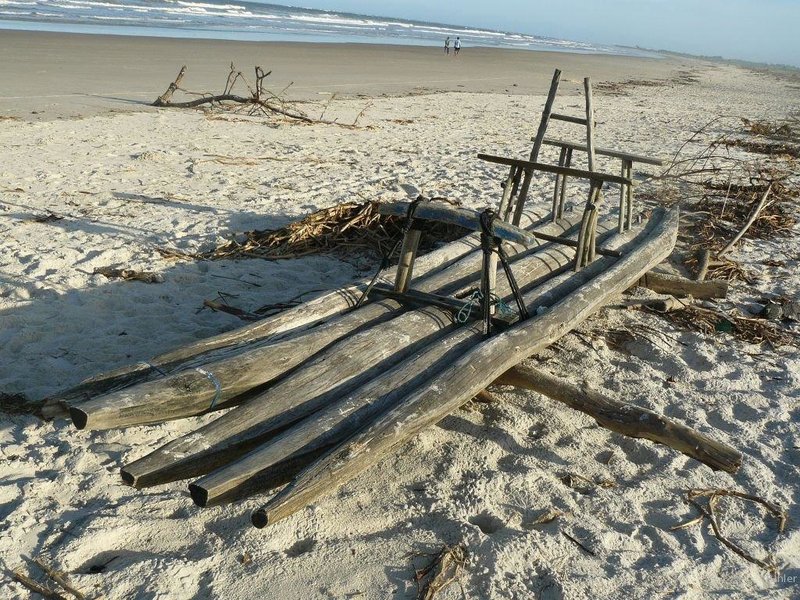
[46, 68, 738, 530]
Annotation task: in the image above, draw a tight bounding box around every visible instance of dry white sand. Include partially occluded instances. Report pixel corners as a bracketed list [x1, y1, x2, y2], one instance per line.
[1, 34, 799, 599]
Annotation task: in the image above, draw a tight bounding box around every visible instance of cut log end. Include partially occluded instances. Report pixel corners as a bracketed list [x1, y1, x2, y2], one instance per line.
[119, 468, 138, 487]
[251, 509, 269, 529]
[70, 406, 89, 430]
[188, 484, 209, 508]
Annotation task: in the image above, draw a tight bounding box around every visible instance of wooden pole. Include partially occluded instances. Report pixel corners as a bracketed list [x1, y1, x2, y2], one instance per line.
[717, 183, 773, 257]
[636, 271, 727, 299]
[251, 208, 679, 528]
[394, 229, 422, 293]
[511, 68, 562, 226]
[495, 364, 741, 472]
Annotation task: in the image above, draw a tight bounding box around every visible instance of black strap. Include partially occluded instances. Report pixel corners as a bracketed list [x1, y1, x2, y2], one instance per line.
[478, 208, 529, 335]
[355, 197, 425, 308]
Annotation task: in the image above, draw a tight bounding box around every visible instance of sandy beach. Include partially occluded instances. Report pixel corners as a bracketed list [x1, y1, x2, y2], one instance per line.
[1, 30, 799, 599]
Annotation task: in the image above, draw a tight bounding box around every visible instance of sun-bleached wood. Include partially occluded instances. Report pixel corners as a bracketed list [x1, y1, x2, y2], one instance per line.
[251, 208, 679, 528]
[495, 364, 741, 473]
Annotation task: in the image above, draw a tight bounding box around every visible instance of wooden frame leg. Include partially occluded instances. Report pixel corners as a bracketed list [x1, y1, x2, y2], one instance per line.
[394, 229, 422, 293]
[624, 160, 633, 230]
[551, 147, 567, 222]
[557, 148, 572, 220]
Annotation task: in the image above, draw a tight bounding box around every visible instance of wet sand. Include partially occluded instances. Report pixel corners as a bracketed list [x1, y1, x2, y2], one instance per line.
[0, 29, 686, 119]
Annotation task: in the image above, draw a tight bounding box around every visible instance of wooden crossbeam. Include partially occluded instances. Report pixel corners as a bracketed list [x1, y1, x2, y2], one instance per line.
[477, 154, 632, 187]
[542, 138, 664, 166]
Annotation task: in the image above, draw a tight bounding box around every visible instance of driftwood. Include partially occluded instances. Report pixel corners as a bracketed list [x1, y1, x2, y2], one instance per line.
[153, 64, 361, 127]
[718, 182, 773, 257]
[41, 214, 507, 417]
[251, 208, 678, 527]
[636, 271, 727, 299]
[121, 223, 603, 488]
[495, 364, 741, 473]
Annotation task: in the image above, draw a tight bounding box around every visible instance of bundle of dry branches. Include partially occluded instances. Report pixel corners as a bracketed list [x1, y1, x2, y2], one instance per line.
[654, 115, 799, 281]
[160, 201, 468, 263]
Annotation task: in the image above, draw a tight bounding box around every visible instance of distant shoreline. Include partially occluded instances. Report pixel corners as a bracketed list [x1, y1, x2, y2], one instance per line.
[0, 29, 686, 121]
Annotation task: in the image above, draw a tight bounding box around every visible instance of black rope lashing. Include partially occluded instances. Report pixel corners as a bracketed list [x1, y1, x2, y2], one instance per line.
[355, 196, 426, 308]
[478, 208, 529, 335]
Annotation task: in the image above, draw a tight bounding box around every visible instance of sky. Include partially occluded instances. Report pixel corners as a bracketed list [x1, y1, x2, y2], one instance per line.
[273, 0, 800, 66]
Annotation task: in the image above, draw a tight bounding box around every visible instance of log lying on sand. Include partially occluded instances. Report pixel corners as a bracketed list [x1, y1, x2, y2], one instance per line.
[250, 207, 679, 528]
[121, 229, 607, 488]
[70, 212, 590, 431]
[495, 364, 741, 473]
[187, 245, 620, 506]
[636, 271, 727, 300]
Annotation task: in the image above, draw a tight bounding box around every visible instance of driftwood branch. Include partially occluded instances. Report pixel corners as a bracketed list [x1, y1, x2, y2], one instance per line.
[494, 364, 741, 473]
[718, 182, 773, 257]
[152, 63, 360, 127]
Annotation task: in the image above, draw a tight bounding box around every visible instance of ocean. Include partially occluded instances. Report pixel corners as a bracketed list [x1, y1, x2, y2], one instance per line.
[0, 0, 653, 57]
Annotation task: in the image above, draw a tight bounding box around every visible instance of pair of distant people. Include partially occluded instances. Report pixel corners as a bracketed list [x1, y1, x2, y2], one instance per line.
[444, 36, 461, 55]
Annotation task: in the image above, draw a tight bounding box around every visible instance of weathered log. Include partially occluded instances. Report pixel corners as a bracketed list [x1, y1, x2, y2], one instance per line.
[70, 212, 585, 430]
[44, 210, 552, 418]
[636, 271, 727, 299]
[189, 324, 484, 506]
[187, 244, 620, 506]
[121, 228, 601, 488]
[251, 208, 678, 528]
[494, 364, 741, 473]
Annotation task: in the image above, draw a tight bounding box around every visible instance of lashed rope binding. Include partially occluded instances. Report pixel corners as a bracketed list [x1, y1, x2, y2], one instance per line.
[478, 208, 529, 336]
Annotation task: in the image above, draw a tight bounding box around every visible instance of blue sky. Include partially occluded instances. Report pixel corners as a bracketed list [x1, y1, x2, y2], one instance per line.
[277, 0, 799, 66]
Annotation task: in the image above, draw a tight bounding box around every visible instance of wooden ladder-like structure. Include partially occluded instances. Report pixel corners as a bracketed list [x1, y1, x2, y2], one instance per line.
[479, 69, 663, 270]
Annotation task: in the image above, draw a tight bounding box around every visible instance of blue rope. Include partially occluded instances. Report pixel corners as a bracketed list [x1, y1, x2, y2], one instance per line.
[195, 367, 222, 410]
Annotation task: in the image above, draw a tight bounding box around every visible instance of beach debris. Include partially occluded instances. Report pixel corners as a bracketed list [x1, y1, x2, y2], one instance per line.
[160, 201, 468, 263]
[561, 531, 596, 556]
[27, 556, 86, 600]
[413, 544, 468, 600]
[25, 211, 63, 224]
[658, 303, 799, 348]
[495, 363, 741, 473]
[153, 63, 370, 127]
[672, 488, 787, 573]
[11, 569, 67, 600]
[93, 266, 164, 284]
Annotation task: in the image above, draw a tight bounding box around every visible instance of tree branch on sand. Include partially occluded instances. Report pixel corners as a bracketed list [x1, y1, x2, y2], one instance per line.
[152, 64, 368, 127]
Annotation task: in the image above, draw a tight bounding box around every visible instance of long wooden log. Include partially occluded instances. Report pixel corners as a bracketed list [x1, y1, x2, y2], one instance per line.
[70, 213, 587, 431]
[189, 325, 485, 506]
[44, 209, 552, 418]
[494, 364, 741, 473]
[636, 271, 727, 299]
[187, 243, 623, 506]
[251, 207, 679, 528]
[120, 232, 601, 488]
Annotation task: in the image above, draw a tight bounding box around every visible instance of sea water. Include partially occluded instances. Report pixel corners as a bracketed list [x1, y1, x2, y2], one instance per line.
[0, 0, 655, 57]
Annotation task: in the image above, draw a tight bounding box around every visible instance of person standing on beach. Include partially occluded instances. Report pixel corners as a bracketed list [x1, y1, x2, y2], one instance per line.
[444, 36, 450, 54]
[454, 37, 461, 55]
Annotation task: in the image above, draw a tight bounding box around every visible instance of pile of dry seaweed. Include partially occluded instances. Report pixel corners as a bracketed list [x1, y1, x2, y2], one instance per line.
[160, 201, 468, 263]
